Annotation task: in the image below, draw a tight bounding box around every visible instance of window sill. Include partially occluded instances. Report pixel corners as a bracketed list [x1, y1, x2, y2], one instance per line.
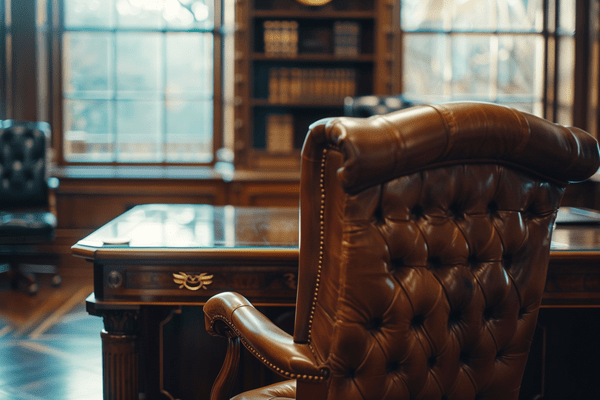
[48, 163, 301, 182]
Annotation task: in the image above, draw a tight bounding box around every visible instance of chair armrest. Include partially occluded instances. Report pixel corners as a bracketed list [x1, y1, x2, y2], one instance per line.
[204, 291, 329, 380]
[47, 177, 59, 218]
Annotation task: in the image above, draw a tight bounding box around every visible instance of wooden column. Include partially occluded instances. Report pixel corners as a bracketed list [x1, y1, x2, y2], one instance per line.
[101, 331, 140, 400]
[5, 0, 38, 120]
[87, 297, 141, 400]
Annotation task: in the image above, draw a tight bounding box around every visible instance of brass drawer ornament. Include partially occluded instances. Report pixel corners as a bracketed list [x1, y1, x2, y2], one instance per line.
[173, 272, 214, 291]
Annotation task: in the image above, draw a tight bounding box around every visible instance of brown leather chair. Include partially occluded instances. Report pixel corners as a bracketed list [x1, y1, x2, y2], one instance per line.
[204, 102, 600, 400]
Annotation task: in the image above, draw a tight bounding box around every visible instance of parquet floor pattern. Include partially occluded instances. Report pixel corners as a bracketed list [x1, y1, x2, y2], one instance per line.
[0, 275, 103, 400]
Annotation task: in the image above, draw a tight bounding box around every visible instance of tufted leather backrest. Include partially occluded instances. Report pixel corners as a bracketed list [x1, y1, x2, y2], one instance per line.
[294, 103, 600, 400]
[0, 120, 50, 209]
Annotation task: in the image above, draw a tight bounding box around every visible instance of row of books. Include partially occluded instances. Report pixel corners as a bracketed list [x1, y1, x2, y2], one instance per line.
[264, 20, 299, 57]
[333, 21, 361, 57]
[268, 67, 357, 104]
[266, 113, 294, 154]
[263, 20, 361, 57]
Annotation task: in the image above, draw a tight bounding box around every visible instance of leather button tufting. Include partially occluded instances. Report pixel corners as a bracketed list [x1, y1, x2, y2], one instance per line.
[427, 256, 442, 270]
[467, 254, 479, 266]
[411, 314, 425, 328]
[388, 258, 403, 273]
[496, 349, 505, 361]
[372, 206, 384, 224]
[449, 203, 464, 220]
[503, 254, 513, 270]
[386, 361, 400, 374]
[411, 204, 424, 220]
[459, 351, 471, 365]
[366, 317, 383, 331]
[427, 356, 437, 368]
[483, 307, 495, 321]
[487, 200, 499, 215]
[448, 309, 463, 326]
[518, 307, 527, 320]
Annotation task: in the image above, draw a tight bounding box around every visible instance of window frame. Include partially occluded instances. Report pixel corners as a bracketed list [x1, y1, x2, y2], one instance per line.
[49, 0, 226, 167]
[397, 0, 595, 134]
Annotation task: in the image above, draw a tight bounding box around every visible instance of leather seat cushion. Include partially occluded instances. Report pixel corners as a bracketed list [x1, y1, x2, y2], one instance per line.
[231, 380, 296, 400]
[0, 211, 57, 242]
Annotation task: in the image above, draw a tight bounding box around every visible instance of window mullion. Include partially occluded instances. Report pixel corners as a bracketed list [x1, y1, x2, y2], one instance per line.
[161, 31, 167, 163]
[111, 29, 118, 163]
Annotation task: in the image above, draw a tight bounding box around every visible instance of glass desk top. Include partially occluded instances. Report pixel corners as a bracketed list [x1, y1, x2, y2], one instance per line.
[72, 204, 600, 260]
[72, 204, 299, 260]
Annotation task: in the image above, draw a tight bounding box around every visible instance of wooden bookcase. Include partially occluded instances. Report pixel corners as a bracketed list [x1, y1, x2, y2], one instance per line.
[234, 0, 399, 169]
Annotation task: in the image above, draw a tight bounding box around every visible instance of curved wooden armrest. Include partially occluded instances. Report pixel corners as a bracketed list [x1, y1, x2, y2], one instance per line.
[204, 292, 328, 380]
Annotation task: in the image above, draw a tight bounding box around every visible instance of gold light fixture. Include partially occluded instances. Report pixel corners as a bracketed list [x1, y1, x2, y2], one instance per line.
[295, 0, 334, 6]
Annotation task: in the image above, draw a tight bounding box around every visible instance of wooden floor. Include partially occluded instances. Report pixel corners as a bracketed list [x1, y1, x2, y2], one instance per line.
[0, 274, 103, 400]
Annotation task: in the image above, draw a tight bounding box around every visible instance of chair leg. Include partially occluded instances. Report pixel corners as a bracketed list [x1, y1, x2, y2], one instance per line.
[210, 336, 241, 400]
[19, 262, 61, 294]
[18, 271, 38, 295]
[0, 260, 61, 295]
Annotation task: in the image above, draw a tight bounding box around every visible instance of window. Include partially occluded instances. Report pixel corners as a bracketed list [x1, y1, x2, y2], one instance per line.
[58, 0, 230, 164]
[400, 0, 578, 126]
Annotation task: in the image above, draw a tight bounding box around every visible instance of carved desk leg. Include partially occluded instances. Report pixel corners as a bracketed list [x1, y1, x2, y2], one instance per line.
[87, 296, 141, 400]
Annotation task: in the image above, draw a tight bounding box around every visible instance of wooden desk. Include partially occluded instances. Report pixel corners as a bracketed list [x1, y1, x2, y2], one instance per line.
[73, 204, 600, 400]
[74, 204, 300, 400]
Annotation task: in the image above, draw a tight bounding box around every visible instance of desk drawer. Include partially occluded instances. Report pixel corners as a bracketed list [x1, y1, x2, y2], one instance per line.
[94, 263, 298, 304]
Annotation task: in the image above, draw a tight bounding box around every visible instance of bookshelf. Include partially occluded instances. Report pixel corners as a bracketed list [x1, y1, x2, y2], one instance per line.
[234, 0, 399, 169]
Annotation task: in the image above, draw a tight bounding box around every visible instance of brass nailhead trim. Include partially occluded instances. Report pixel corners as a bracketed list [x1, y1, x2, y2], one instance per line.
[308, 150, 327, 348]
[212, 151, 332, 379]
[212, 316, 326, 381]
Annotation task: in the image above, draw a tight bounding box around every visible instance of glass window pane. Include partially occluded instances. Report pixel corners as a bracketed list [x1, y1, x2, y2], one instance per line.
[557, 36, 575, 126]
[451, 35, 491, 97]
[498, 35, 544, 100]
[451, 0, 493, 31]
[166, 100, 213, 162]
[166, 0, 215, 30]
[166, 33, 213, 98]
[63, 100, 114, 162]
[115, 0, 214, 29]
[400, 0, 547, 115]
[116, 33, 162, 95]
[63, 32, 112, 94]
[401, 0, 448, 31]
[558, 0, 576, 34]
[61, 0, 217, 164]
[403, 34, 448, 99]
[116, 101, 162, 162]
[116, 0, 164, 29]
[64, 0, 114, 28]
[496, 0, 544, 32]
[496, 101, 536, 114]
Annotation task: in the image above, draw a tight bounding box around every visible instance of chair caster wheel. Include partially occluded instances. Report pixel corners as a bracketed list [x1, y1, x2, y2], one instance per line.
[51, 275, 62, 287]
[27, 282, 39, 295]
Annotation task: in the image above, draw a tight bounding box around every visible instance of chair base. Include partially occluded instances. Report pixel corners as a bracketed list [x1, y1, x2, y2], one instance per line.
[0, 261, 62, 295]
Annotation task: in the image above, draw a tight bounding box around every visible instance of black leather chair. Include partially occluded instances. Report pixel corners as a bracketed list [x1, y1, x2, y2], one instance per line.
[343, 94, 418, 117]
[0, 120, 60, 295]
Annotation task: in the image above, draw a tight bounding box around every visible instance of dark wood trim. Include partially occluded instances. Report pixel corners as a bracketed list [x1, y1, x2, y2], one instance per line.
[7, 0, 38, 121]
[573, 0, 590, 130]
[1, 0, 6, 120]
[50, 0, 64, 164]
